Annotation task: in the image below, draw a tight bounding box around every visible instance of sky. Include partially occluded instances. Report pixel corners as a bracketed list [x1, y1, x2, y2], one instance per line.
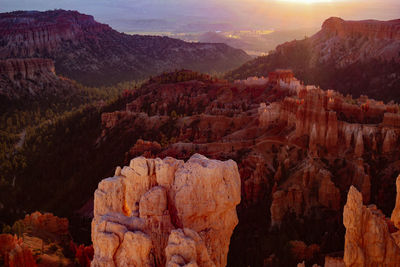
[1, 0, 399, 31]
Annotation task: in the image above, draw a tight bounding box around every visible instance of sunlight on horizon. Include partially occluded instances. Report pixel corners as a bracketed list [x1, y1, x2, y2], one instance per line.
[275, 0, 336, 4]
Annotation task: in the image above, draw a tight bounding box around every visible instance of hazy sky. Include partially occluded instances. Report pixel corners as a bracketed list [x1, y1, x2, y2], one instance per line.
[1, 0, 399, 31]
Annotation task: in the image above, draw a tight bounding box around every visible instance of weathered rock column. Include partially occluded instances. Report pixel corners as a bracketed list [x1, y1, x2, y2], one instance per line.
[91, 154, 241, 267]
[343, 186, 400, 266]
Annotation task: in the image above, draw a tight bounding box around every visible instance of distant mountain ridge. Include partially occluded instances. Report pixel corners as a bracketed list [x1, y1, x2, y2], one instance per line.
[226, 17, 400, 102]
[0, 10, 251, 86]
[307, 17, 400, 66]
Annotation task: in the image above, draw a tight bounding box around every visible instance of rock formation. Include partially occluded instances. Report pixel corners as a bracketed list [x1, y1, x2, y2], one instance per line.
[125, 139, 162, 160]
[270, 159, 341, 226]
[165, 228, 215, 267]
[0, 58, 55, 81]
[391, 175, 400, 229]
[19, 211, 69, 238]
[0, 57, 76, 100]
[324, 256, 345, 267]
[0, 234, 37, 267]
[259, 85, 400, 159]
[91, 154, 241, 267]
[88, 69, 400, 266]
[343, 186, 400, 266]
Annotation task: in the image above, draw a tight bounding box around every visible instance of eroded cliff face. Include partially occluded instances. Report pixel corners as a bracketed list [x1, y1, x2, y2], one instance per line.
[91, 154, 241, 267]
[343, 185, 400, 266]
[270, 159, 341, 226]
[0, 57, 77, 99]
[293, 17, 400, 67]
[321, 17, 400, 41]
[0, 58, 55, 80]
[260, 81, 400, 226]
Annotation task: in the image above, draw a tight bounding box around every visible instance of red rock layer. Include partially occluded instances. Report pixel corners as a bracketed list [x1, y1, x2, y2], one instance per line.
[20, 211, 69, 238]
[0, 10, 109, 58]
[0, 234, 37, 267]
[0, 58, 55, 81]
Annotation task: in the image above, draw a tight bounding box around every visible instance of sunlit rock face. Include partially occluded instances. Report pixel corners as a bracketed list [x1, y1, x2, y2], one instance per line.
[91, 154, 241, 267]
[391, 175, 400, 229]
[343, 186, 400, 266]
[321, 17, 400, 42]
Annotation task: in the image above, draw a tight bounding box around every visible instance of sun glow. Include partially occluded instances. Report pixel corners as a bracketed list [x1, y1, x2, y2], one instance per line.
[276, 0, 335, 4]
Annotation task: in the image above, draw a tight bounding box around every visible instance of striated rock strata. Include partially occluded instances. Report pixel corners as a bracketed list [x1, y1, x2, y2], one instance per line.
[0, 58, 55, 81]
[0, 57, 76, 100]
[91, 154, 241, 267]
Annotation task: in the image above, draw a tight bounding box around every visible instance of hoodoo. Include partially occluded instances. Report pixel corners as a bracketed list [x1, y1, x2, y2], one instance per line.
[91, 154, 241, 267]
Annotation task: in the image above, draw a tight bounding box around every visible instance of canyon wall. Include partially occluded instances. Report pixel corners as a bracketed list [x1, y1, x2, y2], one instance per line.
[91, 154, 241, 267]
[0, 58, 55, 81]
[0, 10, 110, 58]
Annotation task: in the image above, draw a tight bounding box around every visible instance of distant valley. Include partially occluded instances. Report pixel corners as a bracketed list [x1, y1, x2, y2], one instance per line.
[126, 27, 319, 56]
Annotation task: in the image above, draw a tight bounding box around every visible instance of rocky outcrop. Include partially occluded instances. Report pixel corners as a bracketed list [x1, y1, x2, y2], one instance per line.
[391, 175, 400, 229]
[91, 154, 241, 267]
[324, 256, 345, 267]
[125, 139, 162, 160]
[0, 57, 76, 100]
[19, 211, 69, 238]
[270, 160, 341, 226]
[0, 234, 37, 267]
[257, 84, 400, 159]
[343, 186, 400, 266]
